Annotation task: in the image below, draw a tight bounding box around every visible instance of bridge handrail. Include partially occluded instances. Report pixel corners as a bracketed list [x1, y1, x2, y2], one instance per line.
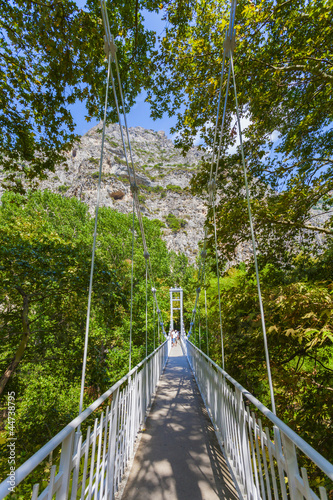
[0, 339, 170, 499]
[186, 339, 333, 480]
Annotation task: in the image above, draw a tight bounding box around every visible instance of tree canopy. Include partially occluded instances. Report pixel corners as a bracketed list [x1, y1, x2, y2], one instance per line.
[191, 260, 333, 469]
[1, 1, 333, 493]
[0, 0, 161, 192]
[148, 0, 333, 265]
[0, 190, 195, 491]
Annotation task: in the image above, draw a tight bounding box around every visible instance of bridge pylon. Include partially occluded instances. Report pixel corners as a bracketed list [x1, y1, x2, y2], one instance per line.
[169, 287, 185, 336]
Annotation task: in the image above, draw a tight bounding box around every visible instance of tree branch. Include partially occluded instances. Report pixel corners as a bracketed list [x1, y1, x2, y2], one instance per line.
[305, 353, 333, 373]
[27, 0, 63, 8]
[272, 218, 333, 235]
[310, 379, 333, 392]
[0, 290, 30, 396]
[307, 209, 333, 223]
[280, 349, 307, 365]
[268, 63, 333, 82]
[134, 0, 139, 55]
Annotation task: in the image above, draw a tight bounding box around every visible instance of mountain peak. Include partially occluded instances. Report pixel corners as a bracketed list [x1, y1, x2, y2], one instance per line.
[40, 124, 207, 264]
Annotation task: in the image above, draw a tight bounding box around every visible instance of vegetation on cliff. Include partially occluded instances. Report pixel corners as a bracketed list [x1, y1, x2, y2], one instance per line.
[0, 190, 193, 488]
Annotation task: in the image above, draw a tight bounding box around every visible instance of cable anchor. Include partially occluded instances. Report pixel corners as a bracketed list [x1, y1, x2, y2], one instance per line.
[223, 30, 236, 58]
[104, 35, 117, 61]
[208, 179, 216, 194]
[130, 182, 139, 194]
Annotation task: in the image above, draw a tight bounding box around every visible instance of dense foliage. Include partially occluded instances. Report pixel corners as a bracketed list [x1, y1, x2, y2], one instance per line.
[148, 0, 333, 478]
[190, 258, 333, 470]
[1, 0, 333, 495]
[0, 190, 193, 488]
[0, 0, 162, 192]
[149, 0, 333, 263]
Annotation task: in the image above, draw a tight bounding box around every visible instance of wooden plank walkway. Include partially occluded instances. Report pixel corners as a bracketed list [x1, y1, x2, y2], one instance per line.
[121, 343, 240, 500]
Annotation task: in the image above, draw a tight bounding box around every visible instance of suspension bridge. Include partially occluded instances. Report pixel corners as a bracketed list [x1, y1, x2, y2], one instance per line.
[0, 289, 332, 499]
[1, 0, 333, 498]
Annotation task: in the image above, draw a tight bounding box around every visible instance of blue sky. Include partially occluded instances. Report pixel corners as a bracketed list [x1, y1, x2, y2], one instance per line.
[72, 2, 178, 138]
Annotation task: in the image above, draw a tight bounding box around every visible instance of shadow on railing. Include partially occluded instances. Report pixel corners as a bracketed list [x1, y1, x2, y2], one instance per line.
[182, 338, 333, 500]
[0, 338, 171, 500]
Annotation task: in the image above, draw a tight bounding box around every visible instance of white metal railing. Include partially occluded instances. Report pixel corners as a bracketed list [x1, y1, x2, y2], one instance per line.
[0, 338, 171, 500]
[182, 338, 333, 500]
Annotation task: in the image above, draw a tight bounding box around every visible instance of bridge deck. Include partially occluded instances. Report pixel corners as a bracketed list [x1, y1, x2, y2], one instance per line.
[120, 343, 239, 500]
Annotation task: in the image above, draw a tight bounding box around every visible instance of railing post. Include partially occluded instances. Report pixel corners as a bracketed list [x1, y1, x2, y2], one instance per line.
[235, 387, 255, 499]
[143, 358, 147, 423]
[281, 431, 303, 500]
[55, 429, 75, 500]
[107, 387, 119, 497]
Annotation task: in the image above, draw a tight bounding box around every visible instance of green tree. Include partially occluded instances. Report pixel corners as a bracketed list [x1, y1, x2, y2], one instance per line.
[201, 263, 333, 466]
[0, 0, 161, 192]
[149, 0, 333, 262]
[0, 190, 181, 474]
[0, 191, 122, 396]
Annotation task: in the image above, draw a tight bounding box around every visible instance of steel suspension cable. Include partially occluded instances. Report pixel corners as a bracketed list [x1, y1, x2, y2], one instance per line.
[158, 316, 160, 345]
[194, 61, 232, 319]
[214, 61, 232, 185]
[79, 51, 112, 417]
[213, 202, 225, 370]
[114, 52, 161, 313]
[129, 197, 135, 372]
[145, 264, 148, 358]
[230, 51, 276, 414]
[113, 67, 158, 294]
[206, 60, 233, 370]
[110, 60, 166, 337]
[188, 39, 228, 338]
[114, 58, 149, 254]
[100, 0, 166, 338]
[153, 298, 156, 351]
[198, 305, 201, 350]
[204, 274, 209, 357]
[188, 1, 237, 374]
[111, 64, 166, 335]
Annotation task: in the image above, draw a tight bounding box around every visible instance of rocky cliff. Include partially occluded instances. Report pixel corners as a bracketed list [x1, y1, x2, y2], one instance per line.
[39, 123, 207, 264]
[3, 122, 328, 267]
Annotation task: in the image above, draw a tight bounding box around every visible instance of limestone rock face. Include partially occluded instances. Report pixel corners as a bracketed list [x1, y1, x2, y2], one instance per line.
[1, 122, 329, 267]
[39, 123, 207, 265]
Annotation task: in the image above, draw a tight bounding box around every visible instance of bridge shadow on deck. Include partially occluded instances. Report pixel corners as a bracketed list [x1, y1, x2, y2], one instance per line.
[121, 344, 239, 500]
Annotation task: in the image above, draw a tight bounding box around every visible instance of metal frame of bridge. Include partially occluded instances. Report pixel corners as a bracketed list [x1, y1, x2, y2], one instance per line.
[1, 288, 332, 499]
[169, 287, 185, 335]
